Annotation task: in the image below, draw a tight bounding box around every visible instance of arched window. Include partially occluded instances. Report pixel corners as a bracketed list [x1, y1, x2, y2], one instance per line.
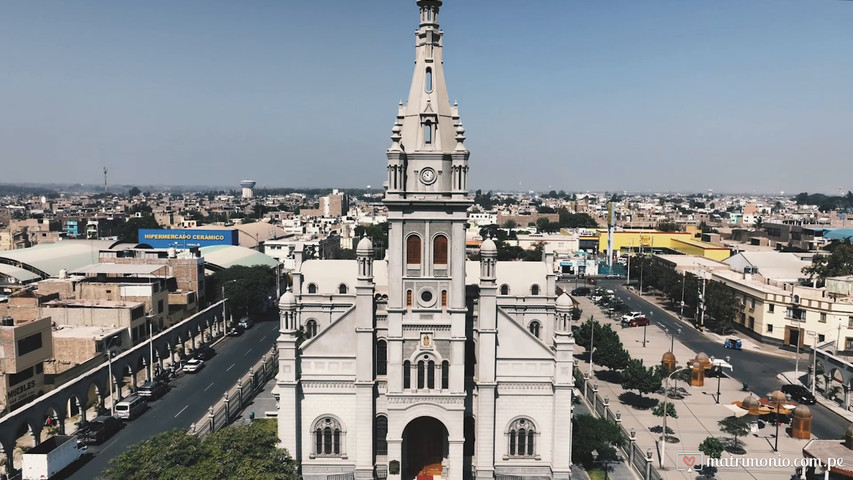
[531, 284, 540, 296]
[500, 284, 510, 295]
[424, 123, 433, 144]
[433, 235, 448, 265]
[375, 415, 388, 456]
[306, 320, 318, 339]
[441, 360, 449, 389]
[529, 321, 541, 339]
[338, 284, 348, 294]
[313, 416, 344, 456]
[507, 418, 536, 457]
[417, 361, 426, 389]
[403, 360, 411, 389]
[425, 67, 433, 92]
[441, 290, 448, 308]
[307, 283, 317, 294]
[406, 290, 413, 307]
[427, 360, 436, 389]
[376, 339, 387, 376]
[407, 235, 421, 265]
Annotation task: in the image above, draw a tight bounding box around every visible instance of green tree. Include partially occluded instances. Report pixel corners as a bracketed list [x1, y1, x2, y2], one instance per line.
[338, 248, 357, 260]
[620, 359, 663, 399]
[652, 402, 678, 420]
[102, 420, 298, 480]
[210, 265, 278, 318]
[594, 329, 630, 371]
[802, 240, 853, 287]
[717, 416, 750, 452]
[698, 436, 725, 460]
[570, 306, 583, 321]
[704, 281, 737, 334]
[571, 414, 625, 467]
[656, 221, 683, 232]
[502, 219, 518, 229]
[355, 222, 389, 254]
[128, 186, 141, 197]
[119, 215, 161, 243]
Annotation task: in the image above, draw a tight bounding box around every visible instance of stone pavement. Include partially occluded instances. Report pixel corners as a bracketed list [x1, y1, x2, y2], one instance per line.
[573, 293, 819, 480]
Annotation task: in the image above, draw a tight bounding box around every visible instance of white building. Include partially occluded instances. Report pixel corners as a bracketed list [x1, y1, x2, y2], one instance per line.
[275, 2, 575, 479]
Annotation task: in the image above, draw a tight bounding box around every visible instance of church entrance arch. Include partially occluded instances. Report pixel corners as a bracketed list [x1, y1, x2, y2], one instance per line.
[402, 416, 448, 480]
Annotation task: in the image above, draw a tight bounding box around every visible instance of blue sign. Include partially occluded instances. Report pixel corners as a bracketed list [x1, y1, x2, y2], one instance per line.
[138, 229, 238, 249]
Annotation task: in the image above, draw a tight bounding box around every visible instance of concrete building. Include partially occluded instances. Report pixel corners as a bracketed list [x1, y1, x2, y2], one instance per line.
[301, 189, 349, 218]
[241, 180, 256, 199]
[275, 3, 574, 479]
[0, 314, 53, 413]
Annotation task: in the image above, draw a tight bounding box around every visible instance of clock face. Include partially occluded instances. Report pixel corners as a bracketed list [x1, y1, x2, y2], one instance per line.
[420, 167, 437, 185]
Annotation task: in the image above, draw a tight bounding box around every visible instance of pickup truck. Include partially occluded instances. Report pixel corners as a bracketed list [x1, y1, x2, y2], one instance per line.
[78, 415, 122, 444]
[22, 435, 86, 479]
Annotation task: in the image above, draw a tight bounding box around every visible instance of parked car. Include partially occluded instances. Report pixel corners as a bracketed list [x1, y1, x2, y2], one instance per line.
[620, 311, 644, 323]
[79, 415, 122, 444]
[781, 384, 816, 405]
[195, 347, 216, 361]
[571, 287, 591, 297]
[724, 337, 743, 350]
[228, 324, 245, 336]
[238, 316, 254, 329]
[606, 273, 621, 279]
[137, 380, 169, 400]
[622, 316, 650, 327]
[183, 358, 205, 373]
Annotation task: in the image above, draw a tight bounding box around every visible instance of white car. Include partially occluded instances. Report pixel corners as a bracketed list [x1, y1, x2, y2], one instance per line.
[620, 311, 643, 323]
[183, 358, 205, 373]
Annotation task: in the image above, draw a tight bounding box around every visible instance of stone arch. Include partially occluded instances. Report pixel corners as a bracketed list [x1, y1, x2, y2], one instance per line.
[392, 406, 462, 440]
[500, 284, 510, 295]
[401, 415, 450, 479]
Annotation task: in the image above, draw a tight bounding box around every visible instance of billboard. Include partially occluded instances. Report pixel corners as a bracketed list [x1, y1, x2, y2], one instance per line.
[138, 229, 238, 249]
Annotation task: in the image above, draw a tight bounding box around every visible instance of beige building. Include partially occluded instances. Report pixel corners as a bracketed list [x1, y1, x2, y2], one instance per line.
[0, 315, 53, 413]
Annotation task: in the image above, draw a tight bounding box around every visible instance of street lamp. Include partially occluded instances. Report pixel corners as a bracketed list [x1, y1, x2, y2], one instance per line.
[790, 320, 803, 378]
[590, 449, 607, 480]
[709, 355, 731, 404]
[587, 317, 596, 378]
[770, 389, 787, 452]
[665, 327, 682, 353]
[222, 279, 237, 333]
[660, 365, 691, 468]
[679, 271, 686, 319]
[104, 336, 120, 416]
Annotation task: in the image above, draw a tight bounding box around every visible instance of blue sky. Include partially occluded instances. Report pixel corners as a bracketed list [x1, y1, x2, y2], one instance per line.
[1, 0, 851, 194]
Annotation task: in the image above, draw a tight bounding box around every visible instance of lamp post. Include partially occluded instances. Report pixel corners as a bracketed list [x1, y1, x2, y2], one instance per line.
[147, 317, 155, 381]
[770, 390, 786, 452]
[104, 336, 120, 416]
[661, 366, 690, 469]
[808, 330, 817, 396]
[666, 327, 682, 353]
[790, 320, 803, 378]
[588, 317, 596, 378]
[222, 279, 237, 333]
[679, 271, 686, 319]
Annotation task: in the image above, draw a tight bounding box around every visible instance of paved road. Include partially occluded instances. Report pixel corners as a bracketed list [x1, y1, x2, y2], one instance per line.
[65, 318, 279, 480]
[563, 278, 849, 440]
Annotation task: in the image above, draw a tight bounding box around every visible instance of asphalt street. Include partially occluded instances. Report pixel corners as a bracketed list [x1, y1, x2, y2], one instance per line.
[571, 278, 849, 440]
[64, 317, 280, 480]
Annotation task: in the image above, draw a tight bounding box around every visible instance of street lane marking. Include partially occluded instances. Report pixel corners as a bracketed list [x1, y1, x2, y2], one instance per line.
[260, 335, 267, 342]
[203, 382, 214, 392]
[243, 349, 252, 356]
[227, 363, 235, 371]
[102, 438, 119, 452]
[175, 405, 188, 417]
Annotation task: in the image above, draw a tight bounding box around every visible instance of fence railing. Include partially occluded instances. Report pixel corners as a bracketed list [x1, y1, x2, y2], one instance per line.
[575, 368, 662, 480]
[189, 347, 278, 436]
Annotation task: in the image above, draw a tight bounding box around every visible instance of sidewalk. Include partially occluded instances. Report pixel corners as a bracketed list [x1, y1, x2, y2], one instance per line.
[574, 294, 814, 480]
[630, 289, 853, 425]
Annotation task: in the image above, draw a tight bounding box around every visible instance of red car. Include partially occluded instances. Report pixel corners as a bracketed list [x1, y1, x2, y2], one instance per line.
[624, 316, 650, 327]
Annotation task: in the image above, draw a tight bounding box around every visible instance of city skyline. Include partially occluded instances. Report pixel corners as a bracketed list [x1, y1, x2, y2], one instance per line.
[1, 0, 851, 193]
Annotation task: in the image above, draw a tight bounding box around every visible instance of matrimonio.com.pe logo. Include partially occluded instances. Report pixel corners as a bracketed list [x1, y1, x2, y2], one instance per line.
[676, 453, 844, 472]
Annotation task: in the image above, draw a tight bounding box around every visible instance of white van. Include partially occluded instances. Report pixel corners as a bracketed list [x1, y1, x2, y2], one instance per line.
[114, 394, 148, 420]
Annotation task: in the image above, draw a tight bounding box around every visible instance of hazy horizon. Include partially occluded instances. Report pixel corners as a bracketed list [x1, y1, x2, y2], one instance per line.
[2, 1, 851, 193]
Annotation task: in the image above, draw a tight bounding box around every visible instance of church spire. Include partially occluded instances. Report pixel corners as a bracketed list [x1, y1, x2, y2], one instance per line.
[385, 0, 469, 198]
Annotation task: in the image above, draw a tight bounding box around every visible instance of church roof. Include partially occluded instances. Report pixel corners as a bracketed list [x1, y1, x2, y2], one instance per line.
[465, 260, 549, 293]
[301, 260, 389, 293]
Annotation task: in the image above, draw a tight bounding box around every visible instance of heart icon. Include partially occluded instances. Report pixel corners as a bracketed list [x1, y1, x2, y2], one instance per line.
[682, 456, 695, 467]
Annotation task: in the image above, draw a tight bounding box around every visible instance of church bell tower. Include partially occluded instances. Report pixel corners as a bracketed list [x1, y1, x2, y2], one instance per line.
[383, 1, 472, 479]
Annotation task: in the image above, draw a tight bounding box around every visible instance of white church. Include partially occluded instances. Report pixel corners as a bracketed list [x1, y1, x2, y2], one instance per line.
[275, 2, 576, 479]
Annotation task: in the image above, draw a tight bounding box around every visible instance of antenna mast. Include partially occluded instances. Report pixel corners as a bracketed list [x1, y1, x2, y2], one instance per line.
[103, 166, 108, 193]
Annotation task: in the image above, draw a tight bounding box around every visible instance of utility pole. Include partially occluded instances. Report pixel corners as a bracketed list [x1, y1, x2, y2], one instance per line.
[588, 318, 595, 378]
[679, 271, 686, 320]
[103, 166, 108, 193]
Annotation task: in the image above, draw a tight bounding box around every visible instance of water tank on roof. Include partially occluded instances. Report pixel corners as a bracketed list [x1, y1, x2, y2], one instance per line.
[168, 247, 177, 258]
[2, 317, 14, 327]
[58, 269, 68, 279]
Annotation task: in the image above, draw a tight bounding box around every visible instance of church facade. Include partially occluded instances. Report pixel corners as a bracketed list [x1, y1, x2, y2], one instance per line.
[275, 2, 575, 479]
